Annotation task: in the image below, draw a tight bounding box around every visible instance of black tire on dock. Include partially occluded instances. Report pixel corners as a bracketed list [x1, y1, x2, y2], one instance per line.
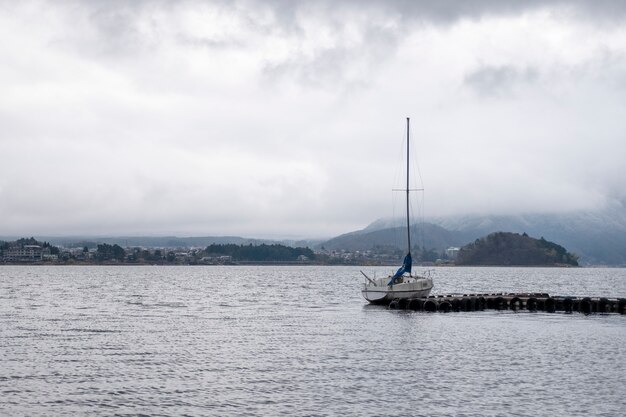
[409, 298, 424, 311]
[398, 298, 410, 310]
[562, 298, 573, 313]
[460, 297, 472, 311]
[617, 299, 626, 315]
[494, 296, 505, 310]
[580, 297, 592, 315]
[526, 297, 538, 311]
[536, 298, 546, 310]
[438, 300, 452, 313]
[389, 299, 400, 310]
[598, 298, 610, 313]
[451, 298, 461, 312]
[424, 299, 437, 312]
[509, 297, 522, 310]
[544, 297, 556, 313]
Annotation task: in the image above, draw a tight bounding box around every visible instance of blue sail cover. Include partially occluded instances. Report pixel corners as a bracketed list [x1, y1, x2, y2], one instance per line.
[388, 253, 412, 286]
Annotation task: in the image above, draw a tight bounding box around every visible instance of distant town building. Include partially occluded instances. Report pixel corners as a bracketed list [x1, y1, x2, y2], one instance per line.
[445, 247, 460, 259]
[43, 253, 58, 261]
[3, 245, 44, 262]
[200, 255, 232, 265]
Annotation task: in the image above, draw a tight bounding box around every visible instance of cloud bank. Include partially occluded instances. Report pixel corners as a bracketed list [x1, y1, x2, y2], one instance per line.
[1, 0, 625, 237]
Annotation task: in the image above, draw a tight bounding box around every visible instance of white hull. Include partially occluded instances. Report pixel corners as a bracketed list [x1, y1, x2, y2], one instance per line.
[361, 275, 434, 304]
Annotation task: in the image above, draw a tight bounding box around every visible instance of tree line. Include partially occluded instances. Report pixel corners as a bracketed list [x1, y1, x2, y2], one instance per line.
[204, 243, 315, 262]
[1, 238, 316, 264]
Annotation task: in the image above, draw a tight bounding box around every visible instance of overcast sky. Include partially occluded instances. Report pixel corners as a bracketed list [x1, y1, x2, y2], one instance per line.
[1, 0, 625, 238]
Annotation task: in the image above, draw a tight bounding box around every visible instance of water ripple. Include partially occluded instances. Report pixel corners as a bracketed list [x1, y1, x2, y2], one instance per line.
[0, 265, 625, 416]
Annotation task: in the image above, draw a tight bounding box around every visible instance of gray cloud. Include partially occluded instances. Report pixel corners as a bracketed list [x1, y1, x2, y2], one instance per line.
[32, 1, 626, 91]
[464, 65, 539, 97]
[259, 0, 626, 29]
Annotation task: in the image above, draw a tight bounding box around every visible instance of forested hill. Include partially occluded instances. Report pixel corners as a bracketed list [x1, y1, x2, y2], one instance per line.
[456, 232, 579, 266]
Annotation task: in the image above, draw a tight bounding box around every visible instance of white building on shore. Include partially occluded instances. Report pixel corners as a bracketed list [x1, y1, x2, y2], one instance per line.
[3, 245, 44, 262]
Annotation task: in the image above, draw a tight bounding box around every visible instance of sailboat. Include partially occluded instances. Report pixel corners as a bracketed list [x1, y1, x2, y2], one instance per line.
[361, 118, 434, 304]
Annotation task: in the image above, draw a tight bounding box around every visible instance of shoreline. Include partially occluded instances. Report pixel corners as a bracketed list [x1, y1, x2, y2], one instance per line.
[0, 262, 621, 268]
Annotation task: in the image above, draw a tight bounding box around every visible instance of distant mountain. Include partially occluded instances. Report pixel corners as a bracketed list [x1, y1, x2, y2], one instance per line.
[319, 222, 474, 253]
[320, 202, 626, 266]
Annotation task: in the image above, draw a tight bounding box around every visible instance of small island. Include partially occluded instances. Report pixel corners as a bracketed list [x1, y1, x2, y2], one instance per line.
[456, 231, 579, 266]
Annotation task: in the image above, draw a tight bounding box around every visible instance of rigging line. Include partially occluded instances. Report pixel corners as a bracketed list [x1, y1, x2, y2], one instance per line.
[391, 122, 408, 254]
[408, 122, 425, 216]
[421, 189, 426, 255]
[408, 190, 425, 251]
[391, 189, 399, 253]
[392, 121, 406, 201]
[405, 188, 425, 256]
[407, 122, 426, 257]
[406, 117, 411, 255]
[409, 124, 425, 193]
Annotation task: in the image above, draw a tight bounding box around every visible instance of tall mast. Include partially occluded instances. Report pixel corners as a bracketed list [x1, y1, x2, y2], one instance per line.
[406, 117, 411, 254]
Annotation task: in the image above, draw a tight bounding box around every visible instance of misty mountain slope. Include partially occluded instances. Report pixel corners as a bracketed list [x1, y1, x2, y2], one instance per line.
[323, 203, 626, 265]
[429, 206, 626, 265]
[319, 222, 473, 252]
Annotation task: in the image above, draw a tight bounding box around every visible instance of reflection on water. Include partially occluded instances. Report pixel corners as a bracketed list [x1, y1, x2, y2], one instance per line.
[1, 265, 625, 416]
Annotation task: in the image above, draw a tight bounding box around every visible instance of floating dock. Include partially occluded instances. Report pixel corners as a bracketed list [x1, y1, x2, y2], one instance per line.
[389, 293, 626, 314]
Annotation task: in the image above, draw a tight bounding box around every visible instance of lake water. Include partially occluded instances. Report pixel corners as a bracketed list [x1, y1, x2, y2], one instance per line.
[1, 265, 625, 416]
